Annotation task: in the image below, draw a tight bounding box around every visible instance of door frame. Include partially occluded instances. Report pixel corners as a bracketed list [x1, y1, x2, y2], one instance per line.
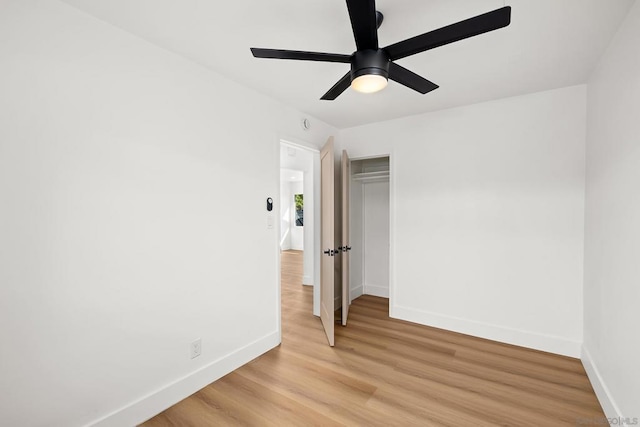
[277, 136, 322, 344]
[341, 150, 350, 326]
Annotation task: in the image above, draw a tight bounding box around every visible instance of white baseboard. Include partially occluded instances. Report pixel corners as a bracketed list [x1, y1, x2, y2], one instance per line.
[89, 331, 280, 427]
[392, 304, 581, 357]
[364, 284, 389, 298]
[581, 345, 624, 422]
[350, 285, 363, 302]
[302, 275, 312, 286]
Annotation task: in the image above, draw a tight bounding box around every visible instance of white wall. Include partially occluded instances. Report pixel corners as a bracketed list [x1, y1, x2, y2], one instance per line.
[363, 181, 390, 298]
[279, 177, 292, 250]
[583, 0, 640, 421]
[0, 1, 337, 426]
[341, 85, 587, 357]
[302, 167, 314, 285]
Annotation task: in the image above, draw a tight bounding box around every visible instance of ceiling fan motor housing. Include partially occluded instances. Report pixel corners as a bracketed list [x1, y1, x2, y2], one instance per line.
[351, 49, 390, 81]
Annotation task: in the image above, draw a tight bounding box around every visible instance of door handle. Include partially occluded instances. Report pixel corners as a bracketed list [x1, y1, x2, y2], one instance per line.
[323, 249, 335, 257]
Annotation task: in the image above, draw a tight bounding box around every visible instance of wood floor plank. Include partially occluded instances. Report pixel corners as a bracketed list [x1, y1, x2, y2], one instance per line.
[141, 250, 605, 426]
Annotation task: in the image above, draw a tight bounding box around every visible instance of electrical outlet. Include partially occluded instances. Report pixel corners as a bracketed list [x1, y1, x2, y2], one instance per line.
[190, 338, 202, 359]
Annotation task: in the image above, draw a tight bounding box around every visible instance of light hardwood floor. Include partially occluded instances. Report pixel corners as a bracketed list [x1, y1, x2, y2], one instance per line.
[142, 250, 605, 426]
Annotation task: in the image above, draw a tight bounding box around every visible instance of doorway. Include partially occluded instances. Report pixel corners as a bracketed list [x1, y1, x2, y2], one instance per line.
[279, 169, 304, 252]
[279, 140, 321, 317]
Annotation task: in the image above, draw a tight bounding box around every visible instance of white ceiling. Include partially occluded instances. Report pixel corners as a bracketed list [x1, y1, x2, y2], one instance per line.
[280, 169, 304, 183]
[280, 144, 313, 173]
[61, 0, 635, 129]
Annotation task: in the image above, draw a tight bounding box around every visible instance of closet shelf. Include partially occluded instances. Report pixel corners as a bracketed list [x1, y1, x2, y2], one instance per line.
[352, 171, 390, 182]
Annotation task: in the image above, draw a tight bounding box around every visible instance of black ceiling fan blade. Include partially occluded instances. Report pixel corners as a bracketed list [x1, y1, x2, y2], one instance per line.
[321, 72, 352, 100]
[384, 6, 511, 61]
[250, 48, 351, 63]
[346, 0, 379, 50]
[388, 62, 439, 94]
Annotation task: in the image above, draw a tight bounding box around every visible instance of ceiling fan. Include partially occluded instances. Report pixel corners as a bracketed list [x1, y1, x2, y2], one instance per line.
[251, 1, 511, 100]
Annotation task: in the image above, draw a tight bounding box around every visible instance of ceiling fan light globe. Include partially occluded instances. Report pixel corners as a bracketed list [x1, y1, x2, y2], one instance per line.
[351, 74, 388, 94]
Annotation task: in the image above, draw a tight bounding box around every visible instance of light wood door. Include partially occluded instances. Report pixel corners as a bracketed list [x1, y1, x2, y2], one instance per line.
[341, 150, 350, 326]
[320, 137, 335, 346]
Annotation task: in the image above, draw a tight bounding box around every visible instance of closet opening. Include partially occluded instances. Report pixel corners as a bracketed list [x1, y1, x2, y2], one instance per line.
[348, 156, 391, 306]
